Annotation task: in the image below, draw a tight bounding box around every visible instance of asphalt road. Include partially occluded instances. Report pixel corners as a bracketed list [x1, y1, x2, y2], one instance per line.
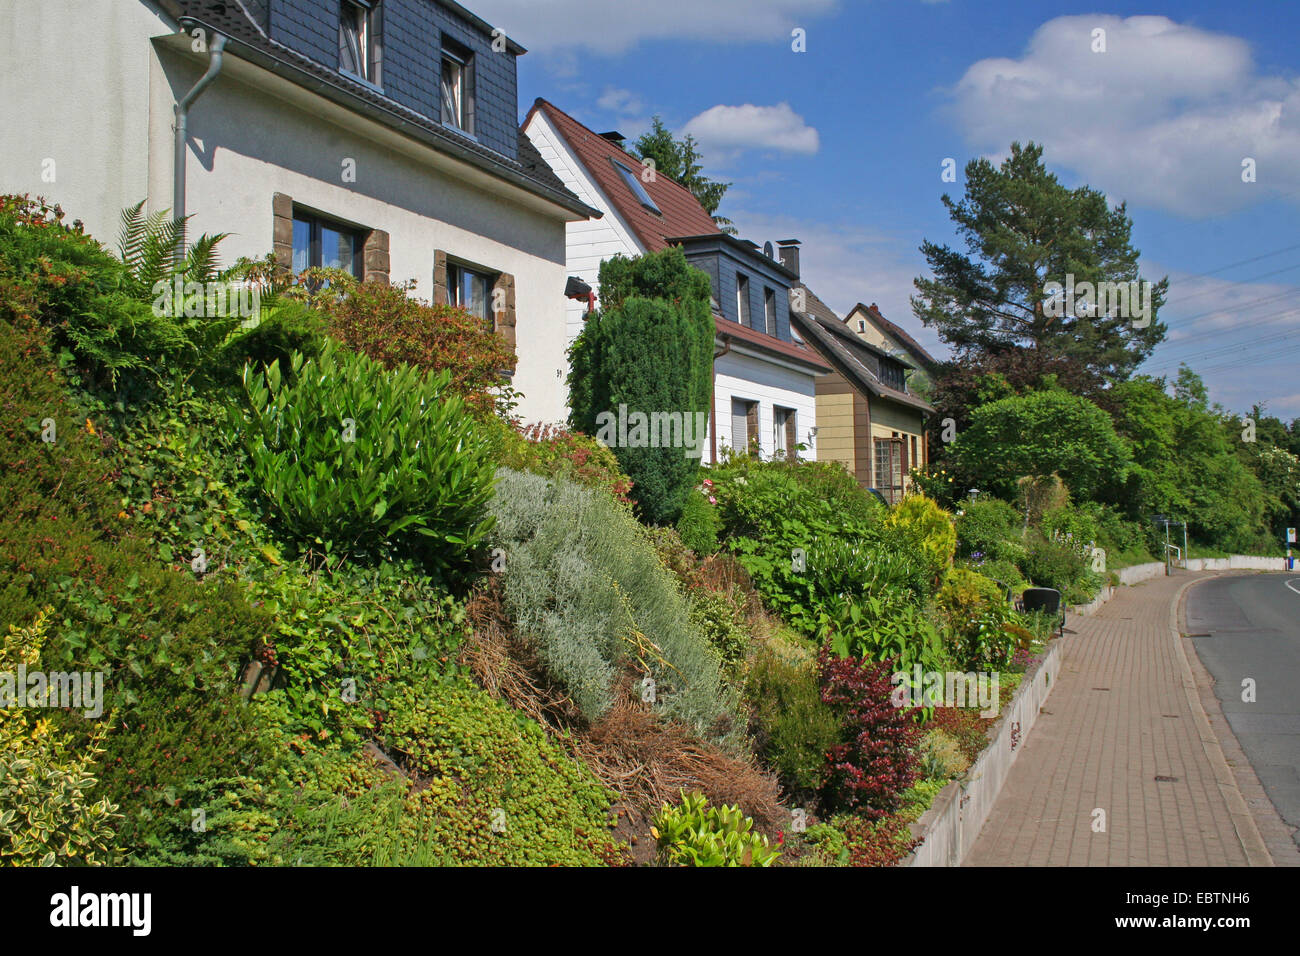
[1184, 574, 1300, 848]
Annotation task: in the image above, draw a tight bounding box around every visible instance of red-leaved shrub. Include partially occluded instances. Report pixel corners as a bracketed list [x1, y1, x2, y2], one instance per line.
[818, 648, 921, 819]
[288, 270, 517, 416]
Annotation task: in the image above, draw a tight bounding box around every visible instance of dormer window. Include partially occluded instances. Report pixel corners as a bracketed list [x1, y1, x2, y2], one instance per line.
[340, 1, 381, 86]
[611, 159, 661, 213]
[441, 39, 476, 134]
[736, 273, 751, 327]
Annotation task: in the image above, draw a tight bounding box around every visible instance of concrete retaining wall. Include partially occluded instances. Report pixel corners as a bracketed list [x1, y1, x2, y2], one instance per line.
[904, 554, 1289, 866]
[905, 638, 1063, 866]
[1117, 556, 1288, 586]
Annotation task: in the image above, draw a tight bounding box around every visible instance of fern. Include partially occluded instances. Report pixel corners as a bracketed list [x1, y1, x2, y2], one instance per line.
[116, 200, 230, 295]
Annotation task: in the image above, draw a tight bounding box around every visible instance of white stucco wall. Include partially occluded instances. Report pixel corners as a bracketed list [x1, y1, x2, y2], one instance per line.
[523, 110, 641, 346]
[1, 1, 578, 425]
[712, 349, 819, 463]
[0, 0, 176, 241]
[151, 48, 574, 423]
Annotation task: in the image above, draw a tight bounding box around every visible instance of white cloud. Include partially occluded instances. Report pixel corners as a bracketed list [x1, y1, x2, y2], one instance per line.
[728, 211, 949, 360]
[467, 0, 836, 55]
[681, 103, 820, 165]
[947, 15, 1300, 216]
[596, 86, 644, 116]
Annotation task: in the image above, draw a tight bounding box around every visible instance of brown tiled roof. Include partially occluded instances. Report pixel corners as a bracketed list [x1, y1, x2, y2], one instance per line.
[791, 309, 935, 414]
[528, 99, 720, 251]
[160, 1, 594, 216]
[714, 314, 830, 373]
[852, 303, 938, 370]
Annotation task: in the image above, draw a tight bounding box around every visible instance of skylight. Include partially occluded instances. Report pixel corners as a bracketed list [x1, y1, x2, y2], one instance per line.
[611, 159, 661, 214]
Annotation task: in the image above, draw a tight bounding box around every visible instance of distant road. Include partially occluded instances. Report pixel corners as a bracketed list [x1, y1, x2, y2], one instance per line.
[1184, 574, 1300, 849]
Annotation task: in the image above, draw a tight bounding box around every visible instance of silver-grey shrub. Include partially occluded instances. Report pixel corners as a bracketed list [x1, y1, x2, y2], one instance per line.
[490, 468, 740, 745]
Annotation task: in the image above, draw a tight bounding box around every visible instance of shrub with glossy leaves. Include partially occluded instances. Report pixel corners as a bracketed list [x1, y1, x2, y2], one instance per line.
[228, 341, 496, 569]
[0, 609, 118, 866]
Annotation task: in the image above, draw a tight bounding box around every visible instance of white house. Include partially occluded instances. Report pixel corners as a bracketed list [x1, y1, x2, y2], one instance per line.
[0, 0, 600, 425]
[523, 99, 828, 462]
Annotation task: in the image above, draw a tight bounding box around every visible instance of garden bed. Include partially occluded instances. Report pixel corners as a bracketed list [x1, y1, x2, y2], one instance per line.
[901, 634, 1063, 866]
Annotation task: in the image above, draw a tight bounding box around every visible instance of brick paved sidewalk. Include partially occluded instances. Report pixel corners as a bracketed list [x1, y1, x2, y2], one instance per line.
[966, 571, 1280, 866]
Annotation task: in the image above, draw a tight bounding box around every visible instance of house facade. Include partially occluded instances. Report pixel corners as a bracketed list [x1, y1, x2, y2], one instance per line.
[0, 0, 598, 424]
[523, 99, 828, 462]
[844, 302, 938, 396]
[791, 286, 934, 502]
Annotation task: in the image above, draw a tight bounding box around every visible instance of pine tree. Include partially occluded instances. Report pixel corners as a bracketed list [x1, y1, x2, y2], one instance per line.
[912, 142, 1168, 385]
[632, 117, 735, 234]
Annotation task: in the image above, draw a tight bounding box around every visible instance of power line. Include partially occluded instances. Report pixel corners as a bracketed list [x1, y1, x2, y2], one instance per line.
[1167, 260, 1300, 305]
[1147, 303, 1300, 367]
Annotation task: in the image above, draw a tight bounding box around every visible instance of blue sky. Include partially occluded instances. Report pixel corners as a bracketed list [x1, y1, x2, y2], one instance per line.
[475, 0, 1300, 418]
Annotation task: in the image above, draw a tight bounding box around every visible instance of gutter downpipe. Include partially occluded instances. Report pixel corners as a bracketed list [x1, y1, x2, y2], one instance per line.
[173, 33, 228, 261]
[711, 337, 732, 465]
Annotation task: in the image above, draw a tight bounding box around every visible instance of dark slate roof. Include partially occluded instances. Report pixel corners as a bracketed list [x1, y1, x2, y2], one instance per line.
[851, 302, 938, 370]
[528, 99, 719, 250]
[790, 307, 935, 414]
[795, 283, 914, 369]
[158, 1, 595, 217]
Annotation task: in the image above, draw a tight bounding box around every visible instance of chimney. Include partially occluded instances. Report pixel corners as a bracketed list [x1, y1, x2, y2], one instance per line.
[598, 131, 626, 147]
[777, 239, 800, 279]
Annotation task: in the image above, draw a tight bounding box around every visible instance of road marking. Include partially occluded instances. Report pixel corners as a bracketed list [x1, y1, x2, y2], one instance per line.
[1286, 578, 1300, 597]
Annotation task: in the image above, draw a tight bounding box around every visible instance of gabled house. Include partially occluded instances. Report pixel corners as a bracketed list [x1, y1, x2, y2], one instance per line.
[790, 285, 935, 502]
[844, 302, 939, 395]
[0, 0, 600, 424]
[523, 99, 829, 462]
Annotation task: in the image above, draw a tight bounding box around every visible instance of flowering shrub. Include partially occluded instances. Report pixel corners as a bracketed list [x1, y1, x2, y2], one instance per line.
[676, 478, 720, 554]
[908, 465, 958, 506]
[818, 649, 922, 818]
[494, 421, 634, 505]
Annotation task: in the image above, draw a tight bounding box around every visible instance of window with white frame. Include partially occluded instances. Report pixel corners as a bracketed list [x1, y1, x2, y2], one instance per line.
[441, 39, 475, 134]
[340, 1, 381, 85]
[764, 286, 777, 336]
[736, 273, 751, 327]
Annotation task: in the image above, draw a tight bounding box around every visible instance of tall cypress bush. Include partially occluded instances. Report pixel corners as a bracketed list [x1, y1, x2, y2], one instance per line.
[567, 249, 714, 525]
